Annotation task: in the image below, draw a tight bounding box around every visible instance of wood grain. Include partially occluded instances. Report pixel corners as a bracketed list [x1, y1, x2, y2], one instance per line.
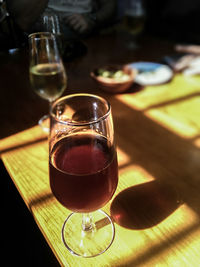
[1, 70, 200, 266]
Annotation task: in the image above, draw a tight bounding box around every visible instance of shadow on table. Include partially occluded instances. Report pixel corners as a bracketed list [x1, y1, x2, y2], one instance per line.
[110, 180, 182, 229]
[29, 192, 54, 211]
[106, 92, 200, 217]
[106, 92, 200, 265]
[0, 136, 47, 155]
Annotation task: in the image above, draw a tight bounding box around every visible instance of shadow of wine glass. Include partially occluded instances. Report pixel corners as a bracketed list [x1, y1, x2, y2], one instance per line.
[110, 180, 182, 230]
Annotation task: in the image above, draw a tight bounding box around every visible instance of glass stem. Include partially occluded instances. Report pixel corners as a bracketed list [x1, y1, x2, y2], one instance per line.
[49, 100, 53, 113]
[82, 213, 94, 232]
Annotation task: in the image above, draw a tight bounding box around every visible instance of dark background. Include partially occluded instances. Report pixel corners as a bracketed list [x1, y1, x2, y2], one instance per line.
[2, 160, 60, 266]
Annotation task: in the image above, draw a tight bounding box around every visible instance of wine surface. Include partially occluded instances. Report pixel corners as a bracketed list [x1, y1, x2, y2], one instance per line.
[49, 133, 118, 212]
[30, 63, 66, 101]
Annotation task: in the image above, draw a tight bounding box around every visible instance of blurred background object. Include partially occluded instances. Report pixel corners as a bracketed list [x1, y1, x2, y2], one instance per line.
[123, 0, 146, 49]
[0, 0, 25, 51]
[123, 0, 146, 36]
[144, 0, 200, 44]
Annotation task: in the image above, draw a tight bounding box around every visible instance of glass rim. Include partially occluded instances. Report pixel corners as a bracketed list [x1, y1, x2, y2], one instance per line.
[28, 31, 55, 40]
[50, 93, 111, 127]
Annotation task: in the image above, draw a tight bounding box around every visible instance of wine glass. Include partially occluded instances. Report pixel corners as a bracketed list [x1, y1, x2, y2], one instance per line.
[29, 32, 67, 132]
[124, 0, 146, 49]
[42, 12, 63, 54]
[49, 94, 118, 257]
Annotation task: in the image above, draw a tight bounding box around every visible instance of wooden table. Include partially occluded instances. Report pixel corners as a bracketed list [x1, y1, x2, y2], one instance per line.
[1, 31, 200, 266]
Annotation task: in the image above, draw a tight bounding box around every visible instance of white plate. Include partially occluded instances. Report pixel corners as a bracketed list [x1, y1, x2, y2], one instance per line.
[128, 62, 173, 85]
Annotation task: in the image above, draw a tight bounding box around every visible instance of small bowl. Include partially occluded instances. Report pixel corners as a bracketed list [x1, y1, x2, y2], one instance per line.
[90, 65, 137, 94]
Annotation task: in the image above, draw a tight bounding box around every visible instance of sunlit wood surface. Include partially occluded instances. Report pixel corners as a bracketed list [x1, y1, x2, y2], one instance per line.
[1, 69, 200, 266]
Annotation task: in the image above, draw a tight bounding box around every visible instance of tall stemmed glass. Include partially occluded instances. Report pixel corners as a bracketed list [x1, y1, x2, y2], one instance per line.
[42, 12, 63, 54]
[124, 0, 146, 49]
[49, 94, 118, 257]
[29, 32, 67, 132]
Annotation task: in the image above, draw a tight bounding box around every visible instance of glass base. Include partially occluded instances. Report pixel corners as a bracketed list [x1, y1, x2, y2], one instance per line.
[61, 210, 115, 258]
[38, 114, 49, 133]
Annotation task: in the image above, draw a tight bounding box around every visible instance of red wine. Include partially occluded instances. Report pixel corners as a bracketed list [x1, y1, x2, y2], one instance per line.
[49, 133, 118, 212]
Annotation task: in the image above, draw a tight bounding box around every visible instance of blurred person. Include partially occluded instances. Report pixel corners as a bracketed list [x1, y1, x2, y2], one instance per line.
[6, 0, 117, 39]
